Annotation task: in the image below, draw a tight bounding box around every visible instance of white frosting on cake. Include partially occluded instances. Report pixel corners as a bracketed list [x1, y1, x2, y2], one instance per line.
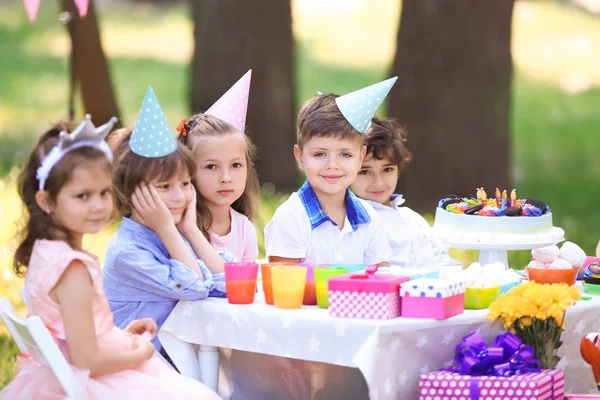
[430, 208, 564, 245]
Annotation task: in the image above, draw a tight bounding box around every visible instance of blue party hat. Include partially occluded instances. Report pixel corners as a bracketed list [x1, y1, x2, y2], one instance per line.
[335, 77, 398, 133]
[130, 87, 177, 158]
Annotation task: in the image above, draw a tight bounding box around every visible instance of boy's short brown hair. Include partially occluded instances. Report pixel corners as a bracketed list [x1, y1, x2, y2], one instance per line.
[108, 127, 196, 215]
[296, 93, 364, 148]
[365, 117, 411, 171]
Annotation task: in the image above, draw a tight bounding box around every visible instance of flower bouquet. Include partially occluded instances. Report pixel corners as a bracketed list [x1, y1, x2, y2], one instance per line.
[487, 281, 581, 369]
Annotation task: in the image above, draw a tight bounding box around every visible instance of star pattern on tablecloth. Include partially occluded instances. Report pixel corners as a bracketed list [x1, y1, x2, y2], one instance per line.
[309, 335, 321, 352]
[416, 335, 428, 349]
[383, 379, 393, 395]
[334, 321, 347, 337]
[371, 388, 379, 400]
[443, 359, 454, 368]
[420, 364, 430, 375]
[397, 371, 408, 387]
[442, 332, 455, 345]
[557, 355, 569, 370]
[229, 307, 241, 326]
[390, 338, 401, 353]
[256, 329, 266, 347]
[205, 322, 215, 338]
[181, 302, 193, 317]
[574, 320, 586, 335]
[281, 316, 293, 330]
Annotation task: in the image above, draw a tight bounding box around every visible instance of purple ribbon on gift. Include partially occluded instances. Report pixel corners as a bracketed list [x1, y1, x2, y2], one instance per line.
[454, 332, 541, 377]
[448, 332, 546, 400]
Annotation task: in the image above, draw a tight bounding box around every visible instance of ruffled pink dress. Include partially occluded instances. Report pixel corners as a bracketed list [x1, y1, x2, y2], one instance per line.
[1, 240, 220, 400]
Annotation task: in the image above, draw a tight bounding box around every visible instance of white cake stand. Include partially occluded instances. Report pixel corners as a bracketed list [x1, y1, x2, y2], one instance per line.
[430, 237, 565, 269]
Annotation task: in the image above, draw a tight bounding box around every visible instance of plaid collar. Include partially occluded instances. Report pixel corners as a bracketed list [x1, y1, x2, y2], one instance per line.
[297, 180, 371, 231]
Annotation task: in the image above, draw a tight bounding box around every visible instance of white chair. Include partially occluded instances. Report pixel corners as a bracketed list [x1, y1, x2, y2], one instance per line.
[0, 298, 87, 399]
[19, 288, 28, 308]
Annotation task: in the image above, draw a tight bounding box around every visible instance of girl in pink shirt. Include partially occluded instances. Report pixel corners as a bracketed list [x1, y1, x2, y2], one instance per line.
[176, 71, 259, 263]
[177, 114, 259, 262]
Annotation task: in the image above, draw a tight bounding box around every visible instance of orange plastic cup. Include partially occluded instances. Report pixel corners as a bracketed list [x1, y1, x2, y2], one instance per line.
[526, 266, 578, 286]
[224, 262, 259, 304]
[261, 263, 295, 305]
[271, 266, 307, 309]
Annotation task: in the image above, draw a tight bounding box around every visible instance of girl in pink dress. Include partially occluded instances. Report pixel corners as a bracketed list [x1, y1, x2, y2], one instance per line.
[1, 117, 220, 400]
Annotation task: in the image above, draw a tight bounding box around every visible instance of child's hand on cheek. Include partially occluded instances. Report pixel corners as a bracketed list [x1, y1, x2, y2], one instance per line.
[132, 182, 175, 234]
[177, 188, 198, 237]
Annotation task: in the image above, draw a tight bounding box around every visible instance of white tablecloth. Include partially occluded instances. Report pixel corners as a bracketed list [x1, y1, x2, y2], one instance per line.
[159, 293, 600, 399]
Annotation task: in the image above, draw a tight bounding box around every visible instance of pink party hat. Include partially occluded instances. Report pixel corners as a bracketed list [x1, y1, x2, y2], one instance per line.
[23, 0, 40, 21]
[74, 0, 89, 18]
[205, 70, 252, 131]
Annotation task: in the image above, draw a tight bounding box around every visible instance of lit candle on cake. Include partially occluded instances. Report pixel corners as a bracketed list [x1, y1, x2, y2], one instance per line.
[481, 188, 487, 201]
[510, 189, 516, 207]
[495, 188, 501, 208]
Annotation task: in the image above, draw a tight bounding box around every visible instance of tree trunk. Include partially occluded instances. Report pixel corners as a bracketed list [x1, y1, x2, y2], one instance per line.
[61, 0, 121, 125]
[390, 0, 514, 213]
[190, 0, 297, 191]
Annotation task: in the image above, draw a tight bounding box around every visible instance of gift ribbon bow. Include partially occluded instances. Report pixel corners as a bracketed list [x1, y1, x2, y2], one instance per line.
[454, 332, 541, 376]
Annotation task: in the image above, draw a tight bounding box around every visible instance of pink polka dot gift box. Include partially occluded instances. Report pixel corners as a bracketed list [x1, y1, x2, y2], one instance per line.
[419, 369, 564, 400]
[328, 266, 410, 320]
[400, 278, 466, 320]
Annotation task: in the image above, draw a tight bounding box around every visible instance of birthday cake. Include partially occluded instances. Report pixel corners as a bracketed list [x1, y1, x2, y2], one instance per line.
[430, 188, 565, 244]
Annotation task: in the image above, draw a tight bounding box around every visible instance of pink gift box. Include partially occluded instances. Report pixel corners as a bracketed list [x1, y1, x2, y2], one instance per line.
[400, 278, 465, 320]
[419, 369, 564, 400]
[328, 266, 409, 320]
[566, 396, 600, 399]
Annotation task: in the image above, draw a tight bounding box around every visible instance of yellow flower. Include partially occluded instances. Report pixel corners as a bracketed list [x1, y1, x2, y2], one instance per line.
[487, 281, 580, 327]
[520, 317, 532, 327]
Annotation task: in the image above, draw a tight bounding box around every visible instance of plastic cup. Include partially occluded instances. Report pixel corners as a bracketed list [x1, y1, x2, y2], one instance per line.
[261, 263, 295, 305]
[314, 266, 349, 309]
[271, 266, 307, 309]
[333, 264, 366, 273]
[298, 263, 331, 306]
[224, 262, 259, 304]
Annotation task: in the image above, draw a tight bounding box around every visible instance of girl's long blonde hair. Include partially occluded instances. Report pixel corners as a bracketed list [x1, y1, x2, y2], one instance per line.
[177, 114, 260, 240]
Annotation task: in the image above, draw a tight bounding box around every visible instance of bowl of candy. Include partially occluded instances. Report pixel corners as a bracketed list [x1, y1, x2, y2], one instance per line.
[526, 242, 585, 286]
[461, 262, 514, 309]
[464, 286, 502, 309]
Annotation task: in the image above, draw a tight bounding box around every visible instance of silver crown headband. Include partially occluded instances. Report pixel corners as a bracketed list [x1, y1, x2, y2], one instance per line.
[36, 114, 118, 191]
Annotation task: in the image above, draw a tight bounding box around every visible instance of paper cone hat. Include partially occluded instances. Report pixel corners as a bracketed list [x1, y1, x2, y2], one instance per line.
[205, 70, 251, 131]
[335, 76, 397, 133]
[130, 87, 177, 158]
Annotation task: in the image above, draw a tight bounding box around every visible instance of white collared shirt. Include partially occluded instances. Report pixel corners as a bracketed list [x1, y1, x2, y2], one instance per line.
[264, 192, 392, 265]
[368, 195, 435, 267]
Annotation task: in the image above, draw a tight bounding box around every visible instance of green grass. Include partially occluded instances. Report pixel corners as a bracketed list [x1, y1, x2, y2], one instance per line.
[1, 0, 600, 389]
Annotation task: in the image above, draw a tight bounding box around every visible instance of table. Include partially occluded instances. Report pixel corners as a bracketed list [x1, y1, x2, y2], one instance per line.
[158, 293, 600, 399]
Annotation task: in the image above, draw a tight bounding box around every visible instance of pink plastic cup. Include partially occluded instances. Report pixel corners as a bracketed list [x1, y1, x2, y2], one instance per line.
[224, 262, 259, 304]
[298, 263, 330, 306]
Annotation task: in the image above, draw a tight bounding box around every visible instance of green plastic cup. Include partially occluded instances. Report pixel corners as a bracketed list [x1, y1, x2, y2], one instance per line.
[314, 266, 349, 309]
